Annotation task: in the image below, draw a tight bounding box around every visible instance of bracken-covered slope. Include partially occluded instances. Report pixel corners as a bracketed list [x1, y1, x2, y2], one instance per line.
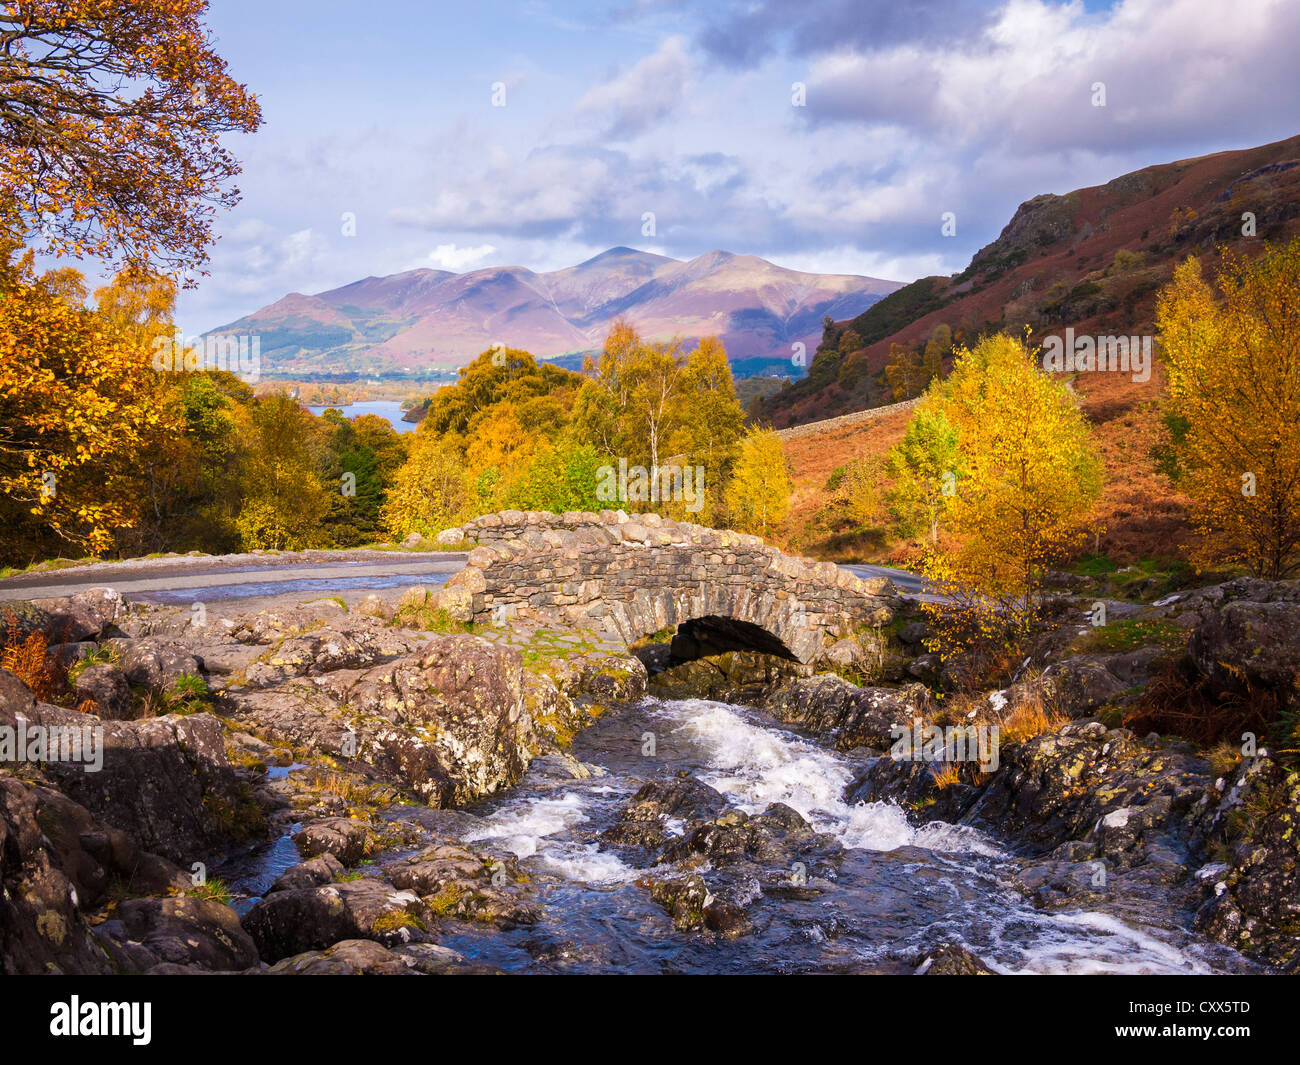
[763, 133, 1300, 428]
[209, 247, 902, 378]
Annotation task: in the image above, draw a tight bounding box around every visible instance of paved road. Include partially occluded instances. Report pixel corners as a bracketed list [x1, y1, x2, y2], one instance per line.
[0, 550, 466, 611]
[841, 563, 934, 596]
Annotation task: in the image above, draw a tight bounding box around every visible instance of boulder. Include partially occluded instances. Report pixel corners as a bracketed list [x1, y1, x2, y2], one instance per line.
[97, 896, 258, 972]
[72, 664, 132, 720]
[763, 675, 933, 750]
[241, 878, 433, 962]
[107, 637, 203, 694]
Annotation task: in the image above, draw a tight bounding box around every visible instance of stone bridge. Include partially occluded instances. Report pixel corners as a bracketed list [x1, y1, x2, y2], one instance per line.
[436, 510, 898, 664]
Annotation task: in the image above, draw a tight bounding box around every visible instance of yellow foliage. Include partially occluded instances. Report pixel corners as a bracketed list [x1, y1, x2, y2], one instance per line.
[1156, 243, 1300, 578]
[725, 427, 792, 535]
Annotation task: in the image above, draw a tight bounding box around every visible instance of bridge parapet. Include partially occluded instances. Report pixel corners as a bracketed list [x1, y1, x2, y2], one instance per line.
[438, 510, 898, 665]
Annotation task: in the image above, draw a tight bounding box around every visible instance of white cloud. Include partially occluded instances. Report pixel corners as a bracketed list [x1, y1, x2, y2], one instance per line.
[428, 243, 498, 270]
[575, 35, 696, 138]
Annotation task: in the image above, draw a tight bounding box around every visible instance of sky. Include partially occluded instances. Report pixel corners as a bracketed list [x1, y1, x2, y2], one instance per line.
[169, 0, 1300, 333]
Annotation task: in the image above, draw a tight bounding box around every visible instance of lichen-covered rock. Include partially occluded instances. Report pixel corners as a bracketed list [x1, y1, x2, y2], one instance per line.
[106, 636, 203, 694]
[642, 873, 752, 937]
[0, 675, 253, 865]
[294, 818, 370, 867]
[1192, 759, 1300, 972]
[0, 773, 114, 974]
[241, 878, 433, 962]
[913, 942, 997, 975]
[384, 843, 539, 929]
[72, 664, 132, 719]
[763, 674, 933, 750]
[97, 896, 258, 972]
[1189, 600, 1300, 698]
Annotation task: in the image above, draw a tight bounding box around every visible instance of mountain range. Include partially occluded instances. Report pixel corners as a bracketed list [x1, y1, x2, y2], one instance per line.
[210, 248, 903, 378]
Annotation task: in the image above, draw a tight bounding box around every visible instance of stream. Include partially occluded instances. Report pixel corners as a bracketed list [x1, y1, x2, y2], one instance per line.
[225, 695, 1259, 974]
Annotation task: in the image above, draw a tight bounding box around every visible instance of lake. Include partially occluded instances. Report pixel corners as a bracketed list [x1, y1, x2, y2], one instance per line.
[306, 400, 417, 433]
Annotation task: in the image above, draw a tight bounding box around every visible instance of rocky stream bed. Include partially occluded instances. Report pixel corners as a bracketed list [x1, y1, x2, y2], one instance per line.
[2, 542, 1300, 975]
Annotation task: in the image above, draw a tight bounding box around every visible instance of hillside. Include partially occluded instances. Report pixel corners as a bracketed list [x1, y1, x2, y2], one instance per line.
[763, 134, 1300, 427]
[768, 133, 1300, 567]
[209, 247, 902, 379]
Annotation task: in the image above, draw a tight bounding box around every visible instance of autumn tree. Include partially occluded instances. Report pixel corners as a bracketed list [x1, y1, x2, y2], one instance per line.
[668, 335, 744, 522]
[574, 321, 745, 518]
[885, 402, 962, 543]
[382, 430, 472, 539]
[0, 240, 182, 561]
[924, 333, 1101, 631]
[725, 427, 792, 536]
[0, 0, 262, 276]
[234, 395, 328, 550]
[1156, 244, 1300, 578]
[884, 342, 923, 400]
[316, 409, 408, 547]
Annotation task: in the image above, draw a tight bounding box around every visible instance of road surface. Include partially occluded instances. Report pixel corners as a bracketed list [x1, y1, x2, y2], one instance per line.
[0, 550, 466, 613]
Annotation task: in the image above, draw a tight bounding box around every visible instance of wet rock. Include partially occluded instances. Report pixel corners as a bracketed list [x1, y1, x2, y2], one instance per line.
[269, 853, 346, 892]
[384, 843, 539, 929]
[847, 756, 986, 824]
[913, 942, 997, 975]
[763, 675, 933, 750]
[1192, 759, 1300, 971]
[642, 874, 753, 938]
[660, 803, 836, 868]
[391, 941, 503, 974]
[603, 777, 729, 853]
[294, 818, 370, 867]
[241, 878, 433, 962]
[967, 723, 1210, 865]
[650, 651, 806, 704]
[267, 937, 415, 975]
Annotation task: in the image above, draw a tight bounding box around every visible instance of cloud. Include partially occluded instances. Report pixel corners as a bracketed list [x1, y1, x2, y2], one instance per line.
[575, 35, 696, 138]
[697, 0, 995, 66]
[799, 0, 1300, 154]
[428, 243, 498, 270]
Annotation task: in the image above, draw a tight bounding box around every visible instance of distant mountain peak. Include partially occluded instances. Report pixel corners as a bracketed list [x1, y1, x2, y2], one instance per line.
[211, 248, 904, 377]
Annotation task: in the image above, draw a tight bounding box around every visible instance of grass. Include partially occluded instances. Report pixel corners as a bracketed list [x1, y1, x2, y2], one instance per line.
[1071, 617, 1186, 655]
[137, 671, 211, 717]
[1067, 554, 1198, 599]
[187, 876, 235, 906]
[1001, 685, 1068, 746]
[65, 643, 121, 685]
[931, 763, 961, 789]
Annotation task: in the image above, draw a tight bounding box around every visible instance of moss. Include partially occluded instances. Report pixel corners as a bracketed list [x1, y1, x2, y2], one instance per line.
[371, 910, 428, 934]
[425, 882, 466, 917]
